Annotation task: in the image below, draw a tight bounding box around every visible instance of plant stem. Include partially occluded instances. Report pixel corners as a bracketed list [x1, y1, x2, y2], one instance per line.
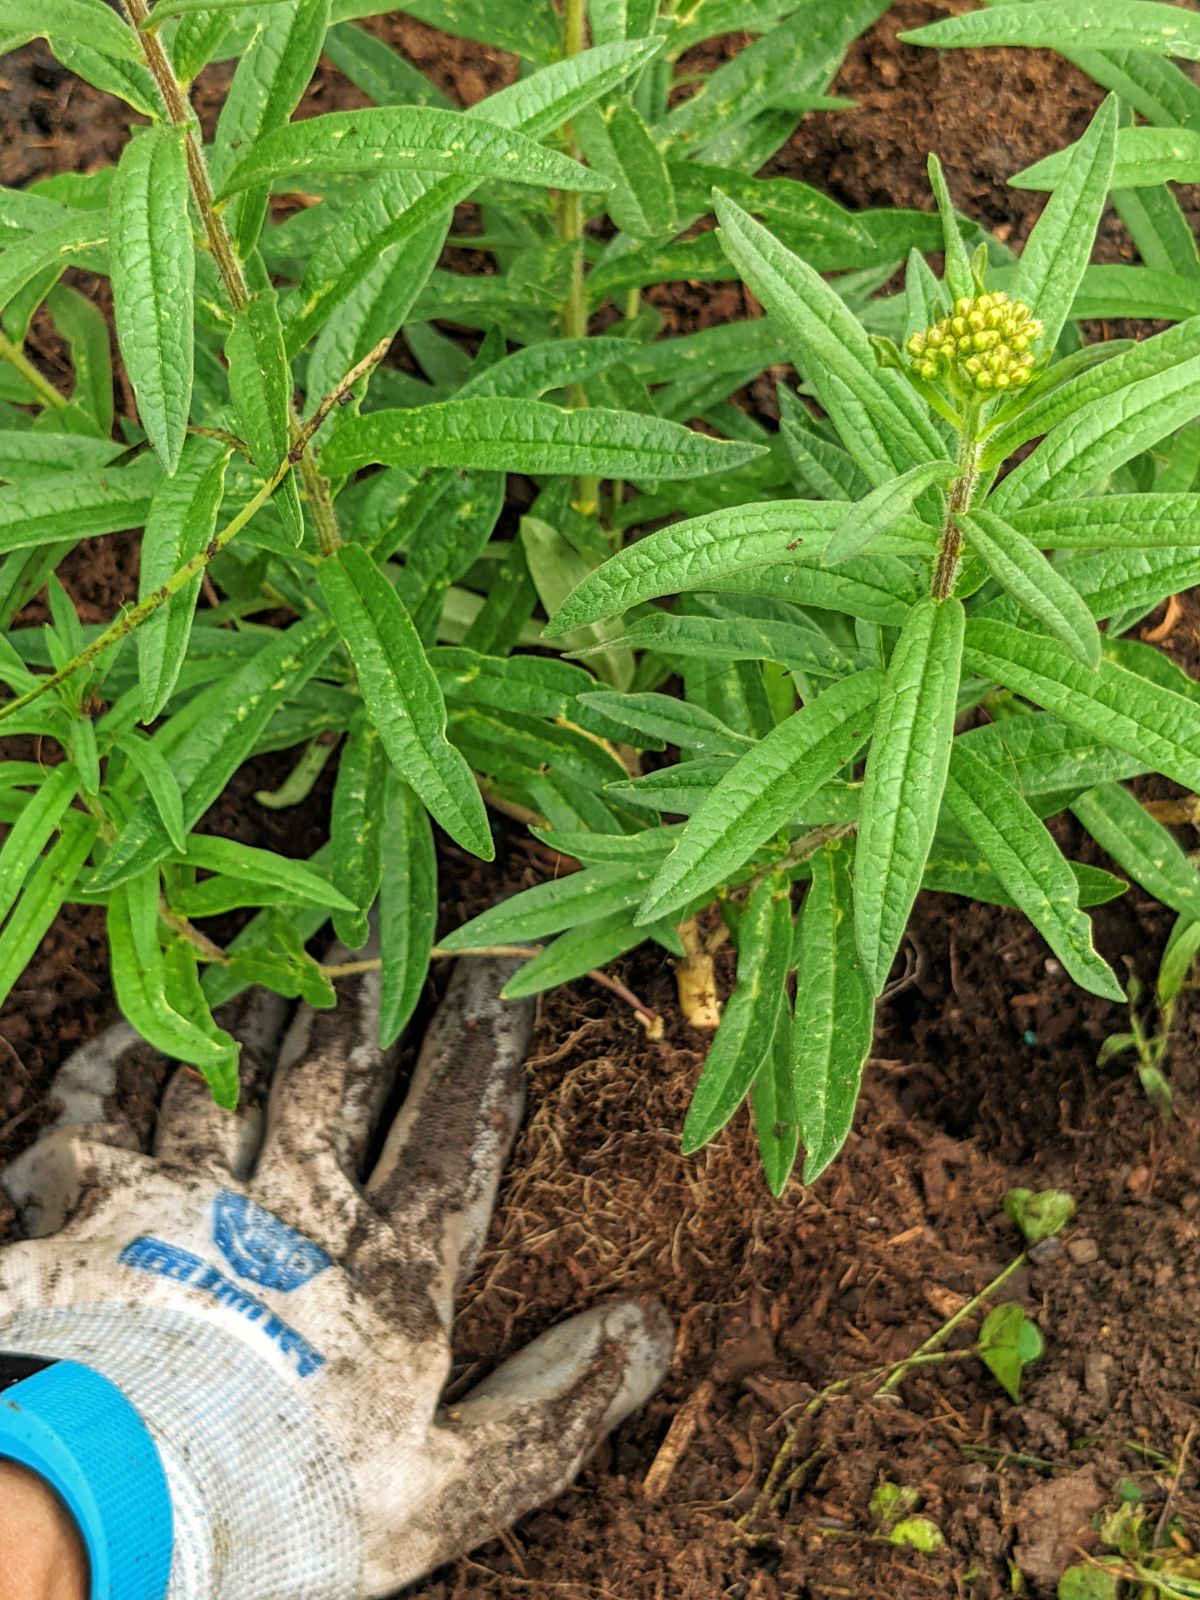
[121, 0, 343, 551]
[0, 330, 69, 411]
[0, 338, 390, 727]
[931, 403, 982, 601]
[557, 0, 600, 518]
[877, 1251, 1027, 1394]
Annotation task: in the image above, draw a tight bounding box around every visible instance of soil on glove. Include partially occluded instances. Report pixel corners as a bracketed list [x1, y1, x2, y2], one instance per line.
[2, 4, 1199, 1597]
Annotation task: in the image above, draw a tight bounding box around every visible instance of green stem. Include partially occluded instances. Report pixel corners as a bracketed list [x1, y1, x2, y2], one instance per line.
[931, 404, 982, 601]
[122, 0, 343, 551]
[0, 337, 390, 728]
[877, 1252, 1027, 1393]
[557, 0, 600, 519]
[0, 329, 68, 411]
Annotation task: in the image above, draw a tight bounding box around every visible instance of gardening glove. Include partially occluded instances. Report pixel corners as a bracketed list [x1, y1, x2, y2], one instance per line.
[0, 957, 673, 1599]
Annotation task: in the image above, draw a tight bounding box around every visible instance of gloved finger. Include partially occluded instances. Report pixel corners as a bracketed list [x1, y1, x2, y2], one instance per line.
[153, 987, 290, 1180]
[378, 1298, 673, 1590]
[253, 948, 398, 1193]
[362, 959, 532, 1319]
[2, 1129, 154, 1238]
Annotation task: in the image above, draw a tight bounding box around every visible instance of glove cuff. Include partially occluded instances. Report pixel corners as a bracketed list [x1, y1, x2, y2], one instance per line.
[0, 1356, 173, 1600]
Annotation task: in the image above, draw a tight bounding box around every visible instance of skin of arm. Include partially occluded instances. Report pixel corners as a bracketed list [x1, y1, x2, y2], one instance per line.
[0, 1459, 88, 1600]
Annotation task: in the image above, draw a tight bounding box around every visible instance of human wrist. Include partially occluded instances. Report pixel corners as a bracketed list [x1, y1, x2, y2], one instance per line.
[0, 1458, 88, 1600]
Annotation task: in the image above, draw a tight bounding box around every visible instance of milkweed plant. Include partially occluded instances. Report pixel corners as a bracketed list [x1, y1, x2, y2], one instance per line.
[0, 0, 1199, 1192]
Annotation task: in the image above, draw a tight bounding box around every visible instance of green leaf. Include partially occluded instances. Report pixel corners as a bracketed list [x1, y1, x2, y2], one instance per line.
[148, 0, 293, 20]
[47, 283, 114, 436]
[977, 1301, 1044, 1404]
[1113, 184, 1200, 280]
[0, 457, 160, 554]
[855, 597, 964, 994]
[900, 3, 1200, 62]
[1057, 1564, 1120, 1600]
[578, 98, 675, 238]
[90, 615, 337, 890]
[793, 836, 874, 1183]
[210, 0, 332, 254]
[0, 811, 97, 1010]
[181, 833, 355, 910]
[824, 459, 953, 567]
[1009, 493, 1200, 548]
[0, 212, 106, 318]
[579, 691, 752, 757]
[0, 0, 141, 59]
[219, 105, 609, 199]
[1158, 911, 1200, 1010]
[636, 669, 883, 923]
[751, 996, 798, 1197]
[320, 397, 763, 480]
[108, 874, 238, 1102]
[115, 732, 187, 853]
[0, 431, 121, 482]
[333, 0, 559, 59]
[136, 438, 229, 721]
[1003, 1186, 1077, 1245]
[109, 124, 193, 476]
[712, 192, 946, 483]
[963, 617, 1200, 792]
[225, 284, 303, 543]
[329, 714, 386, 948]
[1014, 125, 1200, 192]
[945, 745, 1124, 1001]
[681, 872, 793, 1153]
[544, 501, 924, 637]
[316, 544, 493, 860]
[990, 352, 1200, 513]
[0, 763, 79, 925]
[1009, 96, 1118, 354]
[440, 860, 655, 950]
[961, 509, 1100, 667]
[499, 906, 662, 1000]
[1071, 780, 1200, 922]
[923, 851, 1125, 911]
[378, 770, 436, 1047]
[320, 21, 454, 108]
[927, 153, 972, 302]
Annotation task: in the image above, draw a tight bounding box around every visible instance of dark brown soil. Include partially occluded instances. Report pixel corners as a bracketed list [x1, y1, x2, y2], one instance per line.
[2, 6, 1199, 1599]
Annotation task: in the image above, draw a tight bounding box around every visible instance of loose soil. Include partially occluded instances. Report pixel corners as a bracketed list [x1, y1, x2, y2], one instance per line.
[2, 4, 1199, 1597]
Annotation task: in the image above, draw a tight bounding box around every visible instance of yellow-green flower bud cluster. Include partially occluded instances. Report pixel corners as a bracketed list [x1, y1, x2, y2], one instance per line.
[906, 292, 1042, 393]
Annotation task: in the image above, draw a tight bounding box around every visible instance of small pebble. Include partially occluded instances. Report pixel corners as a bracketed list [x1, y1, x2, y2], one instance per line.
[1066, 1237, 1100, 1265]
[1028, 1236, 1063, 1266]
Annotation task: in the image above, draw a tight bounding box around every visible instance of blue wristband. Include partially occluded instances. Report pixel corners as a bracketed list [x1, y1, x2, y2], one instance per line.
[0, 1356, 173, 1600]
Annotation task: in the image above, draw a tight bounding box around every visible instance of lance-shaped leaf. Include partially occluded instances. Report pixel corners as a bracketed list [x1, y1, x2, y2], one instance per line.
[544, 501, 925, 637]
[225, 285, 303, 542]
[1009, 494, 1200, 549]
[317, 544, 493, 860]
[320, 397, 763, 480]
[329, 714, 387, 948]
[824, 459, 953, 567]
[108, 874, 239, 1103]
[1008, 96, 1117, 355]
[47, 283, 113, 435]
[900, 3, 1200, 61]
[1072, 780, 1200, 924]
[0, 457, 159, 553]
[137, 438, 229, 722]
[960, 509, 1100, 668]
[0, 0, 141, 59]
[712, 192, 946, 481]
[945, 745, 1123, 1000]
[927, 153, 972, 303]
[500, 906, 674, 1000]
[180, 835, 354, 910]
[440, 859, 657, 949]
[1015, 126, 1200, 194]
[681, 873, 793, 1154]
[209, 0, 332, 254]
[577, 98, 675, 239]
[109, 124, 193, 475]
[0, 763, 80, 925]
[990, 352, 1200, 513]
[793, 836, 874, 1183]
[751, 996, 798, 1197]
[0, 812, 98, 1011]
[636, 668, 883, 924]
[90, 616, 337, 891]
[378, 771, 437, 1048]
[963, 617, 1200, 792]
[219, 105, 610, 198]
[855, 597, 964, 993]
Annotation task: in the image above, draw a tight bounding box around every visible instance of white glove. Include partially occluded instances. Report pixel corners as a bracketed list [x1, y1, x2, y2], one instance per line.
[0, 958, 672, 1598]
